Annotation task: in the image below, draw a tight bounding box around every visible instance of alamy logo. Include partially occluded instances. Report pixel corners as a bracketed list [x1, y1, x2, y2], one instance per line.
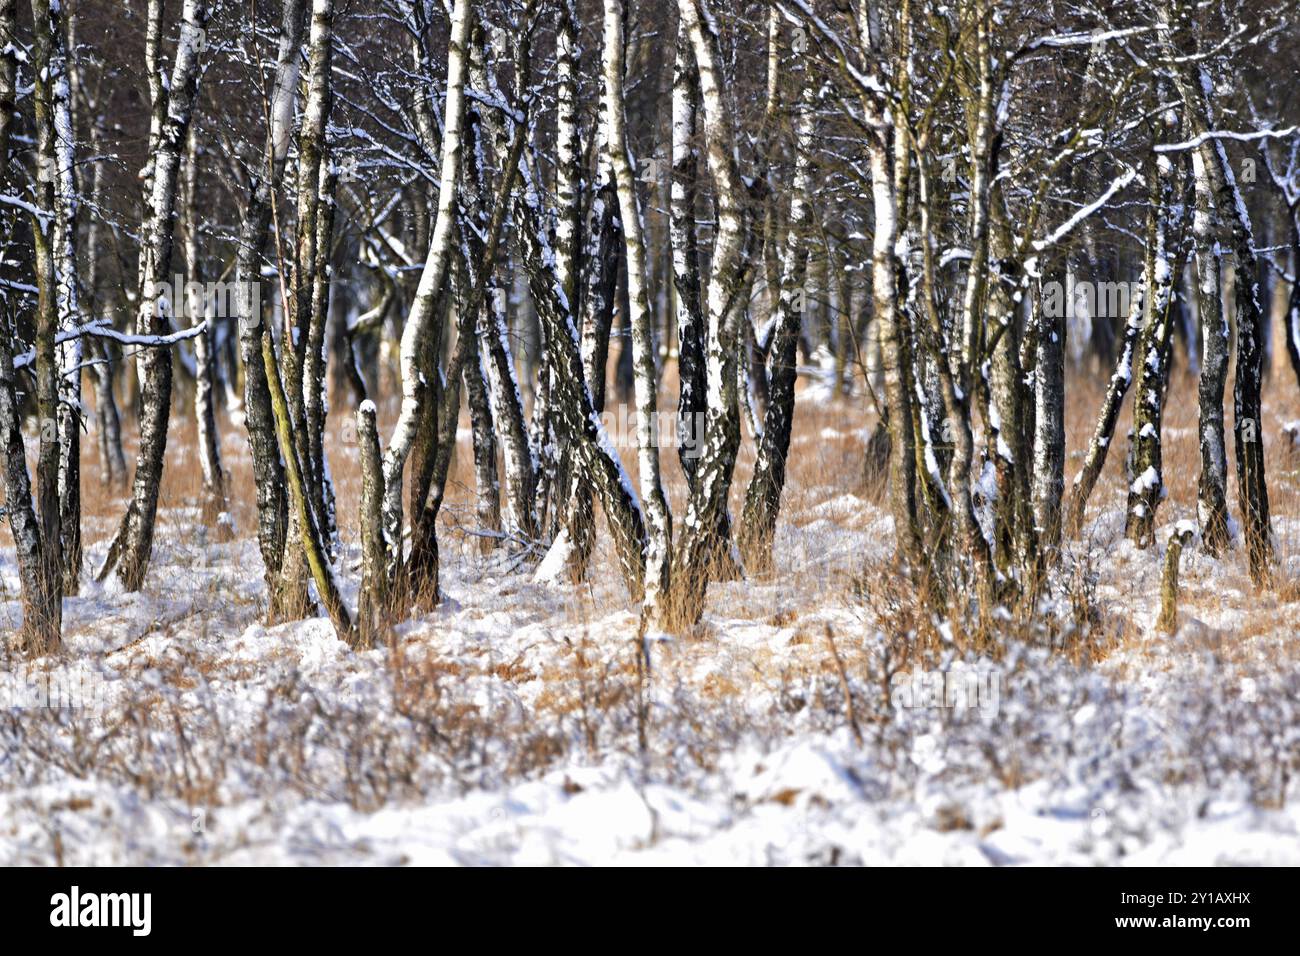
[0, 662, 106, 714]
[890, 666, 1001, 718]
[1041, 271, 1143, 320]
[147, 275, 259, 325]
[49, 886, 151, 936]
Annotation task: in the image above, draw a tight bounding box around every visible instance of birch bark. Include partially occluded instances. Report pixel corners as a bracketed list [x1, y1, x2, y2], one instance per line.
[738, 84, 815, 571]
[97, 0, 210, 591]
[603, 0, 672, 615]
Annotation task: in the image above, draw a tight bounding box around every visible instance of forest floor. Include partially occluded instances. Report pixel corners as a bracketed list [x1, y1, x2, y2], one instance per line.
[2, 355, 1300, 865]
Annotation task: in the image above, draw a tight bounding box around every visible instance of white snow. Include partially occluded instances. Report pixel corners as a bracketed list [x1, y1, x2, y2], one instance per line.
[2, 394, 1298, 867]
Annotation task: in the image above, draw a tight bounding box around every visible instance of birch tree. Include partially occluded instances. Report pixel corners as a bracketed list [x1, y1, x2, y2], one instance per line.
[276, 0, 338, 616]
[602, 0, 671, 616]
[738, 81, 816, 571]
[97, 0, 211, 591]
[664, 0, 754, 627]
[0, 0, 61, 653]
[182, 127, 232, 539]
[374, 0, 471, 611]
[45, 0, 83, 593]
[1127, 116, 1186, 548]
[235, 0, 303, 620]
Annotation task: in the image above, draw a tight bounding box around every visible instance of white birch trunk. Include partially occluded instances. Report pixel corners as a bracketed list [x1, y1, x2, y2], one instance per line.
[602, 0, 672, 615]
[379, 0, 472, 585]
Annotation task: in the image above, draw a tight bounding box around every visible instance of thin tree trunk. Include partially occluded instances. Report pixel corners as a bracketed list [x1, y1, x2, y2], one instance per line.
[1064, 274, 1147, 538]
[96, 0, 209, 591]
[514, 167, 648, 598]
[561, 153, 620, 581]
[29, 0, 65, 643]
[1126, 141, 1186, 547]
[670, 23, 706, 485]
[0, 0, 60, 654]
[377, 0, 471, 608]
[262, 328, 352, 638]
[235, 0, 303, 618]
[463, 26, 535, 545]
[47, 0, 82, 594]
[276, 0, 337, 614]
[182, 127, 232, 539]
[1285, 216, 1300, 395]
[297, 0, 339, 552]
[664, 0, 753, 627]
[913, 130, 990, 584]
[1031, 285, 1065, 554]
[738, 84, 815, 570]
[356, 400, 386, 647]
[603, 0, 672, 616]
[869, 90, 921, 568]
[1159, 25, 1233, 555]
[82, 95, 127, 487]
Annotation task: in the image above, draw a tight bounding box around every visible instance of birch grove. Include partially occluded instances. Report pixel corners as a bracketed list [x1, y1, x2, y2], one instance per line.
[0, 0, 1296, 656]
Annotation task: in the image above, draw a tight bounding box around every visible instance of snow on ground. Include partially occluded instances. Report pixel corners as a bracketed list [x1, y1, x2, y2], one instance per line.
[2, 426, 1299, 866]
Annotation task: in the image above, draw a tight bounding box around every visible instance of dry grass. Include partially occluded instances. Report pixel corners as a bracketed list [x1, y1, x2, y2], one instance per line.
[68, 324, 1300, 660]
[24, 319, 1296, 792]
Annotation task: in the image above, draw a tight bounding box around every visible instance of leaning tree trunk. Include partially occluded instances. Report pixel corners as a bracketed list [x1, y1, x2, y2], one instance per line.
[235, 0, 303, 619]
[415, 149, 526, 597]
[479, 275, 537, 544]
[738, 83, 815, 571]
[376, 0, 471, 611]
[404, 12, 533, 595]
[514, 160, 648, 599]
[276, 0, 337, 616]
[1064, 273, 1147, 539]
[261, 327, 353, 639]
[1126, 142, 1186, 548]
[97, 0, 209, 591]
[477, 4, 646, 598]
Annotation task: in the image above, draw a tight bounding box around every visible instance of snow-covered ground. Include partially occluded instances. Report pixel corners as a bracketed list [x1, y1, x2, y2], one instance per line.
[2, 412, 1299, 865]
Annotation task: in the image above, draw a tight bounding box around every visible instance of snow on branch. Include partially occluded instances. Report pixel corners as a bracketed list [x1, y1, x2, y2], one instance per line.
[11, 319, 207, 369]
[774, 0, 887, 102]
[1154, 126, 1300, 153]
[1017, 26, 1152, 57]
[0, 192, 51, 222]
[1030, 165, 1138, 255]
